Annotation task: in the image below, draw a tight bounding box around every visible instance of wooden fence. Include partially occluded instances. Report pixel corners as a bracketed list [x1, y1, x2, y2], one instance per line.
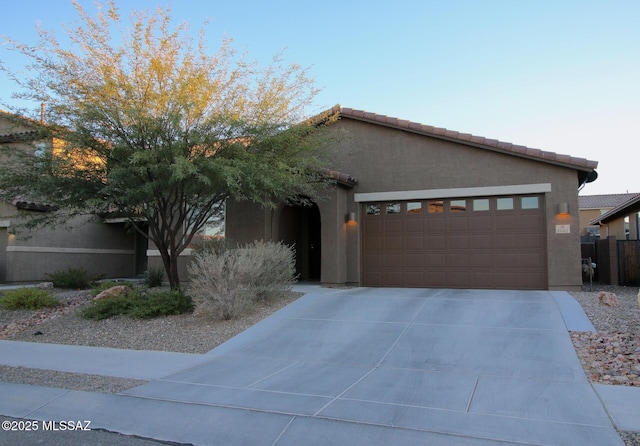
[618, 240, 640, 285]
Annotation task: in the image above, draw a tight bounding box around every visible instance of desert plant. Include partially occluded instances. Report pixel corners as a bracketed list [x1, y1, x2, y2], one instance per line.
[190, 237, 227, 255]
[0, 288, 61, 310]
[248, 240, 297, 301]
[81, 293, 135, 320]
[188, 240, 296, 319]
[144, 267, 165, 288]
[129, 289, 193, 319]
[44, 267, 93, 289]
[81, 288, 192, 320]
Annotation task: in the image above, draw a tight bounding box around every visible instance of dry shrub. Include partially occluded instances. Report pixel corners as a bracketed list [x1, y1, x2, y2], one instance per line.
[188, 240, 296, 320]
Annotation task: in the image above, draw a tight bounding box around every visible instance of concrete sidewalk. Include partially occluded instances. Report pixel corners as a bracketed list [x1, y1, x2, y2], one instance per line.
[0, 286, 637, 445]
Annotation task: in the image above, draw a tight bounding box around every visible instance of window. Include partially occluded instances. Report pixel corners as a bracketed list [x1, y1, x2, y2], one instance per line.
[386, 203, 401, 214]
[521, 196, 539, 209]
[366, 204, 381, 216]
[496, 197, 514, 210]
[450, 199, 466, 212]
[407, 202, 422, 214]
[473, 199, 490, 211]
[428, 200, 444, 213]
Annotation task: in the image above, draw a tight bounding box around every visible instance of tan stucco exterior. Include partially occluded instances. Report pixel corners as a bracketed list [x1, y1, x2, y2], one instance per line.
[0, 114, 144, 283]
[227, 113, 594, 291]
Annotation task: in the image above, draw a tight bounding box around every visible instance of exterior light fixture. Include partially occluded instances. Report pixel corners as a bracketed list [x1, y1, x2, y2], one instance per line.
[557, 203, 569, 215]
[346, 212, 356, 223]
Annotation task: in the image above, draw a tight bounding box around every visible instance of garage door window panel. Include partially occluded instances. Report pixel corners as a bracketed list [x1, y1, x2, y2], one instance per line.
[428, 200, 444, 213]
[366, 204, 381, 215]
[521, 196, 540, 209]
[497, 197, 514, 210]
[473, 199, 490, 211]
[450, 200, 467, 212]
[407, 202, 423, 214]
[386, 203, 401, 214]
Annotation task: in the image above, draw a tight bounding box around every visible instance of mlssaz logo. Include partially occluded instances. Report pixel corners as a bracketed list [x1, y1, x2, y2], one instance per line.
[42, 420, 92, 431]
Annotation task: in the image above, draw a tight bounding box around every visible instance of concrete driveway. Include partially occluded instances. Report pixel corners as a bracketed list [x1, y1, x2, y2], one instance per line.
[0, 286, 625, 445]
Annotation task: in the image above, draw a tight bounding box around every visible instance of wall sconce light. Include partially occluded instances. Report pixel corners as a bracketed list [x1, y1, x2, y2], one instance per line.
[557, 203, 569, 215]
[346, 212, 356, 223]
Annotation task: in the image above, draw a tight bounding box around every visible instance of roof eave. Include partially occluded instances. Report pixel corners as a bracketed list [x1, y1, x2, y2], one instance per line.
[589, 194, 640, 225]
[334, 106, 598, 174]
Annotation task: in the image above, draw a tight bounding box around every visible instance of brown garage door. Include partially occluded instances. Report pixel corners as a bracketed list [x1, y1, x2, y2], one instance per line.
[362, 195, 547, 289]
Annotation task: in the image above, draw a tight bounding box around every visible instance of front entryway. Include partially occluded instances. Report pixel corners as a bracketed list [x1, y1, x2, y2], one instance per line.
[278, 203, 321, 281]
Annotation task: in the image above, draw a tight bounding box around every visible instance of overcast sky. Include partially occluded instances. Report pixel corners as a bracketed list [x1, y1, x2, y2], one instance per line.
[2, 0, 638, 196]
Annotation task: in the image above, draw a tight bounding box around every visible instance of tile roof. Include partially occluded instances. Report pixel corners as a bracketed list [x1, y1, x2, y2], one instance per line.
[318, 105, 598, 173]
[589, 193, 640, 225]
[0, 130, 39, 143]
[318, 168, 358, 188]
[0, 110, 40, 143]
[579, 193, 639, 210]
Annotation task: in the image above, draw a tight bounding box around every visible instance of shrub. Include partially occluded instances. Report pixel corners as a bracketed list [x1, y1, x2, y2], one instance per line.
[90, 281, 134, 297]
[81, 288, 192, 320]
[188, 240, 296, 320]
[128, 289, 193, 319]
[144, 266, 165, 288]
[248, 240, 297, 301]
[0, 288, 61, 310]
[81, 293, 134, 320]
[44, 267, 93, 289]
[190, 237, 227, 255]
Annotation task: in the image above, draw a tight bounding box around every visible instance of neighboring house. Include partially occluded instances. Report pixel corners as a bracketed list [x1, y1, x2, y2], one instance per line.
[585, 194, 640, 286]
[0, 112, 147, 283]
[588, 194, 640, 241]
[578, 193, 638, 240]
[227, 106, 598, 291]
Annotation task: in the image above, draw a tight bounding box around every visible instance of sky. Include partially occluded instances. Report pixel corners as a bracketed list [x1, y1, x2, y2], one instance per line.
[1, 0, 638, 196]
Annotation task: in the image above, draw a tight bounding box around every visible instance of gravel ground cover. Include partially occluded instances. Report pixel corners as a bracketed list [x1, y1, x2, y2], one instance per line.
[1, 283, 639, 444]
[569, 284, 640, 446]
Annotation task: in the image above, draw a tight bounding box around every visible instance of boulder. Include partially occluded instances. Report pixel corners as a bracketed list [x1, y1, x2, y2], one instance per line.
[598, 291, 618, 307]
[37, 282, 54, 290]
[94, 285, 131, 301]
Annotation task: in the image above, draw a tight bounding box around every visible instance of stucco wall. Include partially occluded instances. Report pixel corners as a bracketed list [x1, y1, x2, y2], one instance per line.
[3, 214, 136, 282]
[227, 117, 586, 290]
[326, 119, 583, 289]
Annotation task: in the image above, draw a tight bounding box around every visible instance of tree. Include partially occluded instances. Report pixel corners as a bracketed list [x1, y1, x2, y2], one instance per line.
[0, 1, 333, 289]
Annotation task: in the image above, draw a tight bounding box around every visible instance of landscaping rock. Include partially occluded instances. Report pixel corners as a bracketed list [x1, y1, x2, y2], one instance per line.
[598, 291, 619, 307]
[94, 285, 131, 301]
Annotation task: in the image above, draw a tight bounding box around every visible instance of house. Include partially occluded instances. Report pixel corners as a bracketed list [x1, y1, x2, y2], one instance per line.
[585, 194, 640, 285]
[227, 106, 598, 291]
[578, 193, 639, 240]
[0, 112, 147, 283]
[588, 194, 640, 241]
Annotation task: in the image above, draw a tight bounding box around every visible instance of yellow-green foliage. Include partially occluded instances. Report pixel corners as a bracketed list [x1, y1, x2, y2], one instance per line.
[0, 288, 61, 310]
